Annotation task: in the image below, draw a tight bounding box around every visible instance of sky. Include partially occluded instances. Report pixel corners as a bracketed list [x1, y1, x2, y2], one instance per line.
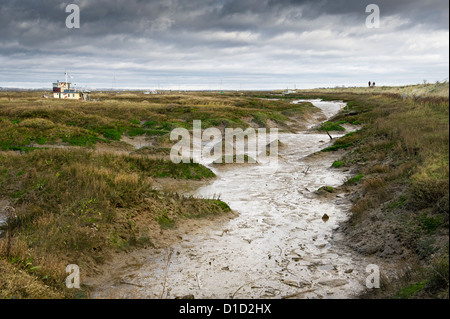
[0, 0, 448, 90]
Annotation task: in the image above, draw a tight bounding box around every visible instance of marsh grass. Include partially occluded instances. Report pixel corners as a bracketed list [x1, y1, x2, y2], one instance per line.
[318, 121, 346, 132]
[299, 88, 449, 298]
[0, 91, 318, 151]
[298, 82, 449, 98]
[0, 90, 320, 299]
[0, 148, 225, 298]
[2, 88, 447, 298]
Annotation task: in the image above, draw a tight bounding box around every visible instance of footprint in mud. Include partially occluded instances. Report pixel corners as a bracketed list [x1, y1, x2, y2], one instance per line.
[262, 218, 277, 226]
[317, 265, 336, 271]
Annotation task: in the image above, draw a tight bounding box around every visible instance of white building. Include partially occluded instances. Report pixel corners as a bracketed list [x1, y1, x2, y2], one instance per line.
[284, 89, 295, 95]
[53, 72, 89, 100]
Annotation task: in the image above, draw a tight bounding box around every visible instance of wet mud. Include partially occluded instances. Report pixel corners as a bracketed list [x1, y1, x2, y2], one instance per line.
[89, 100, 370, 299]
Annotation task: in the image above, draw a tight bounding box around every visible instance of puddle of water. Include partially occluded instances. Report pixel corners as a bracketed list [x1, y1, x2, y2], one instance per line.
[91, 100, 367, 299]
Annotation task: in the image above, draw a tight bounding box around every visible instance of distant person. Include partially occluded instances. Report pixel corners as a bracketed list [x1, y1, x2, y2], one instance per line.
[368, 81, 371, 87]
[372, 82, 376, 87]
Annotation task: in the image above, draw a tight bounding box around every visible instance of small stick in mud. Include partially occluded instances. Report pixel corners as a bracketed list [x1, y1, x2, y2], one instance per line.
[159, 248, 174, 299]
[120, 281, 144, 288]
[326, 131, 333, 140]
[276, 245, 283, 256]
[232, 281, 254, 299]
[195, 273, 201, 290]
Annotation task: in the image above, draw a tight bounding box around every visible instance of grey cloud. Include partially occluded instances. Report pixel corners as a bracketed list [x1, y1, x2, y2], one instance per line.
[0, 0, 448, 89]
[1, 0, 447, 49]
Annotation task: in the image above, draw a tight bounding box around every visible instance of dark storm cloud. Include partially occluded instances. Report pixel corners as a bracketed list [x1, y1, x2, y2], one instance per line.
[1, 0, 447, 41]
[0, 0, 448, 89]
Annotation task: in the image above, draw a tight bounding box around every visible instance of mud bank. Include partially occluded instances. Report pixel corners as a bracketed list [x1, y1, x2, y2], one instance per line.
[87, 100, 373, 299]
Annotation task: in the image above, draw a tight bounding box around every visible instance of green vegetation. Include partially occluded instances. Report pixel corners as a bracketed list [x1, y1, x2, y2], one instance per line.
[345, 174, 365, 185]
[0, 91, 319, 152]
[156, 211, 176, 229]
[318, 121, 346, 132]
[322, 143, 353, 152]
[0, 148, 225, 298]
[332, 161, 345, 168]
[321, 131, 361, 152]
[394, 281, 427, 299]
[318, 186, 335, 193]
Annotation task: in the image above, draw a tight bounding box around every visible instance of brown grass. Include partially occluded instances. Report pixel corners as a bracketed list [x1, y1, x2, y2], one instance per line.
[297, 89, 449, 298]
